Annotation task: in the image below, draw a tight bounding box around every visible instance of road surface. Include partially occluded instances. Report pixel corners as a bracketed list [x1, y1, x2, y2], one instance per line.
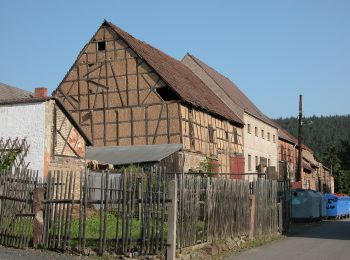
[226, 219, 350, 260]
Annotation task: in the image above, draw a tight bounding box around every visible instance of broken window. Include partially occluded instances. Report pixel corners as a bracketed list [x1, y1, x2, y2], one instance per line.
[155, 87, 180, 101]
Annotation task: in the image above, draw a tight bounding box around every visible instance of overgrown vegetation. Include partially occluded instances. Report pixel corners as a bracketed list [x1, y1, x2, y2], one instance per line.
[275, 115, 350, 194]
[199, 157, 219, 175]
[0, 151, 17, 171]
[68, 213, 167, 248]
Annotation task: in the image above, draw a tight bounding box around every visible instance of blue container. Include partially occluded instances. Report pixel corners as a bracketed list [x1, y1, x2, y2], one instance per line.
[324, 194, 339, 217]
[324, 194, 350, 217]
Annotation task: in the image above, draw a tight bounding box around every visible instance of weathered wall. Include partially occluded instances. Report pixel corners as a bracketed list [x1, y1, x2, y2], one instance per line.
[55, 25, 182, 147]
[278, 139, 297, 180]
[0, 102, 46, 176]
[244, 113, 278, 179]
[45, 100, 86, 176]
[180, 105, 244, 174]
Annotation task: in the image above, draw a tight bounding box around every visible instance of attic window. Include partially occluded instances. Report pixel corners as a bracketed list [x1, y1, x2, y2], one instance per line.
[155, 87, 180, 101]
[97, 41, 106, 51]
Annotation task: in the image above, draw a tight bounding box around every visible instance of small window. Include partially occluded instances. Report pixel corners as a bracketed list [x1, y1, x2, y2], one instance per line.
[273, 134, 276, 143]
[255, 127, 258, 136]
[233, 129, 238, 144]
[208, 124, 214, 143]
[255, 156, 259, 169]
[267, 132, 270, 141]
[247, 124, 251, 134]
[268, 159, 271, 167]
[97, 41, 106, 51]
[261, 129, 264, 139]
[225, 131, 229, 140]
[248, 154, 252, 171]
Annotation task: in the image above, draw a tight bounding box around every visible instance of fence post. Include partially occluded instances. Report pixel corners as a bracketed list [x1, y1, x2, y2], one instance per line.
[278, 202, 283, 233]
[167, 175, 177, 260]
[249, 194, 256, 239]
[33, 185, 45, 248]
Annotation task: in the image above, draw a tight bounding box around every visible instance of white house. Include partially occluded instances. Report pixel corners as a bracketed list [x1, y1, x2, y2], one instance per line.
[0, 83, 91, 177]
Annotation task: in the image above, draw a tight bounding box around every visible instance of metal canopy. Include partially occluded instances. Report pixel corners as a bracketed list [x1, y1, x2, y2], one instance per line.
[86, 144, 182, 165]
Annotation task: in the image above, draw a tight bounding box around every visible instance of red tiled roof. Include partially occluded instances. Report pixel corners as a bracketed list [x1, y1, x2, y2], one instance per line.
[278, 127, 298, 144]
[104, 21, 243, 126]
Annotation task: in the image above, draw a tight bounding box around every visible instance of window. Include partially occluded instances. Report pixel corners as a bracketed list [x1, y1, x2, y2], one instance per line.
[247, 124, 251, 134]
[261, 129, 265, 139]
[273, 134, 276, 143]
[248, 154, 252, 171]
[267, 132, 270, 141]
[255, 156, 259, 169]
[268, 159, 271, 167]
[255, 127, 258, 136]
[155, 87, 180, 101]
[208, 124, 214, 143]
[233, 129, 238, 144]
[225, 131, 229, 140]
[97, 41, 106, 51]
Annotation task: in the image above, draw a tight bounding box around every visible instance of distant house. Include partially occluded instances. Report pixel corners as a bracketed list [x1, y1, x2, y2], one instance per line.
[182, 54, 279, 180]
[278, 128, 298, 180]
[53, 21, 244, 174]
[0, 83, 91, 177]
[277, 125, 334, 193]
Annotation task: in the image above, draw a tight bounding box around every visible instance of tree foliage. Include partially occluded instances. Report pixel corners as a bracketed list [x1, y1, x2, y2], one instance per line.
[275, 114, 350, 158]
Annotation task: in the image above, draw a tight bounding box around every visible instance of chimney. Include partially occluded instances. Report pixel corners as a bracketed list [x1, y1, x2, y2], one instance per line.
[34, 87, 48, 98]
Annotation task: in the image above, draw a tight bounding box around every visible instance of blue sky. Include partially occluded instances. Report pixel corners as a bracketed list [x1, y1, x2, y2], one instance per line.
[0, 0, 349, 118]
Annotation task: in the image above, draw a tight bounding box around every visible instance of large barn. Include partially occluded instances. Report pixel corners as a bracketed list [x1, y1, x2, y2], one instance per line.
[54, 21, 245, 175]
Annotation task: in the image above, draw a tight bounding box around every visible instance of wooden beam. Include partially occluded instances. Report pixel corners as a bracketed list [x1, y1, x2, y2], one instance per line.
[110, 62, 125, 107]
[152, 104, 164, 144]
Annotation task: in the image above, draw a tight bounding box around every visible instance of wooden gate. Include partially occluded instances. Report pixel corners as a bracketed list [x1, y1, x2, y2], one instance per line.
[0, 169, 39, 248]
[230, 156, 245, 179]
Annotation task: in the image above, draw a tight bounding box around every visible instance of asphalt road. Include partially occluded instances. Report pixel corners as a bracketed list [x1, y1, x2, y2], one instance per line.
[0, 247, 78, 260]
[226, 219, 350, 260]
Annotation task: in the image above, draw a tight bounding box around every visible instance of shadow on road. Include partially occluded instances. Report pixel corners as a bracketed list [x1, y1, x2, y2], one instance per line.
[286, 219, 350, 241]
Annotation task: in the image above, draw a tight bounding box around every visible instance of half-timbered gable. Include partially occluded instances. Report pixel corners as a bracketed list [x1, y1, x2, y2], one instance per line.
[55, 21, 244, 173]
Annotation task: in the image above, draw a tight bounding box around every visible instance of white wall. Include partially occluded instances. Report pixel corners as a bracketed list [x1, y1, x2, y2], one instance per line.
[0, 102, 46, 176]
[243, 113, 278, 180]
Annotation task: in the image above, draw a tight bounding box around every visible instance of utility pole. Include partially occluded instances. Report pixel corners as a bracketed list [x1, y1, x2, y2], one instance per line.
[297, 95, 303, 182]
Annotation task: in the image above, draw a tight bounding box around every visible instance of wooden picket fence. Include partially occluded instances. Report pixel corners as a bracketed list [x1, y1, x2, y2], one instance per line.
[43, 168, 169, 256]
[0, 168, 291, 257]
[0, 169, 39, 248]
[176, 175, 289, 249]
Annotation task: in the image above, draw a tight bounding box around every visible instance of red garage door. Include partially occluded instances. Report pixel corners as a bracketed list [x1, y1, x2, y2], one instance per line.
[230, 156, 245, 179]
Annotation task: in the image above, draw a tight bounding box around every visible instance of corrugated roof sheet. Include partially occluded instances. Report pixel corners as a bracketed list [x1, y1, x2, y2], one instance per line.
[104, 21, 243, 126]
[86, 144, 182, 165]
[182, 53, 277, 128]
[0, 82, 33, 101]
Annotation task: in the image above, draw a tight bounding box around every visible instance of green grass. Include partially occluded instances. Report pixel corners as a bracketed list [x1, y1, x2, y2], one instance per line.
[68, 213, 167, 249]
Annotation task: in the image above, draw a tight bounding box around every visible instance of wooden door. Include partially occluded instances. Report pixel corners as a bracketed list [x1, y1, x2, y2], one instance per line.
[230, 156, 244, 179]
